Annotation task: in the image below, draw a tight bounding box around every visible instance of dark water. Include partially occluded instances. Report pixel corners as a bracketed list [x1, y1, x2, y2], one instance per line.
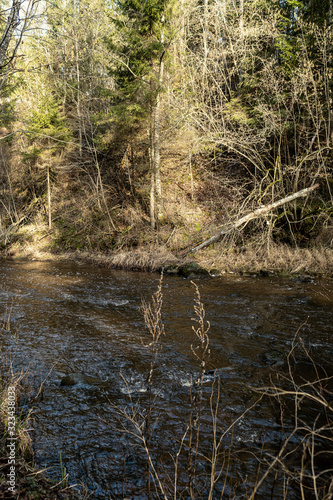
[0, 260, 332, 499]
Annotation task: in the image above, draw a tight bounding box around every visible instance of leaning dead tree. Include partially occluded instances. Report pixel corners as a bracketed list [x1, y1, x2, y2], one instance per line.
[188, 184, 320, 255]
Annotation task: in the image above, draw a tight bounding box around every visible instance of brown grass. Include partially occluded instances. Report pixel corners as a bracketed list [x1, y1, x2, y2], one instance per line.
[0, 372, 32, 458]
[2, 218, 333, 276]
[200, 241, 333, 276]
[4, 233, 333, 276]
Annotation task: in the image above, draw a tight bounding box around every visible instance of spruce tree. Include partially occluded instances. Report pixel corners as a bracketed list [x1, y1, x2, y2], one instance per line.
[108, 0, 174, 230]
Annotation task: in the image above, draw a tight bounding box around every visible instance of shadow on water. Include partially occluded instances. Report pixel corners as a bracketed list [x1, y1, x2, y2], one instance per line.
[0, 260, 332, 498]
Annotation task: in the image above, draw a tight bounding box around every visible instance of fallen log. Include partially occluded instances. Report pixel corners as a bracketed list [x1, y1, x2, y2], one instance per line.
[188, 183, 320, 255]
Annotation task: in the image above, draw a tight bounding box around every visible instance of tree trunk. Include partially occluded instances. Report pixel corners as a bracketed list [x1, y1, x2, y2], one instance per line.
[47, 165, 52, 230]
[73, 0, 83, 156]
[154, 54, 164, 222]
[0, 0, 21, 68]
[201, 0, 209, 74]
[239, 0, 244, 86]
[149, 115, 156, 230]
[149, 20, 165, 231]
[329, 0, 332, 145]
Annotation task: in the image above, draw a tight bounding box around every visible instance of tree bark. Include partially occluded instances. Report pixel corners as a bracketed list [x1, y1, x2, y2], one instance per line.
[0, 0, 21, 68]
[149, 23, 165, 230]
[154, 58, 164, 222]
[73, 0, 83, 157]
[187, 184, 320, 254]
[47, 165, 52, 230]
[149, 117, 156, 230]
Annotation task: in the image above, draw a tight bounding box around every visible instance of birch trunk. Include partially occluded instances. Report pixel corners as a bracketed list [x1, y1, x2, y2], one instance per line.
[0, 0, 21, 68]
[47, 165, 52, 230]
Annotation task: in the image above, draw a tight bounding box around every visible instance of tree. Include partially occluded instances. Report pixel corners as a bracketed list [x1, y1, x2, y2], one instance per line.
[108, 0, 174, 230]
[25, 95, 72, 229]
[167, 0, 332, 245]
[0, 0, 21, 69]
[0, 0, 39, 74]
[14, 0, 118, 231]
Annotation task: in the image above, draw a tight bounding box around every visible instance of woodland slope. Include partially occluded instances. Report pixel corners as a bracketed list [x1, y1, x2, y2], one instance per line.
[0, 0, 332, 275]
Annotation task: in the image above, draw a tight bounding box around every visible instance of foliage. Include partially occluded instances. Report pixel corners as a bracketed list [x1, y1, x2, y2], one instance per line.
[106, 0, 173, 123]
[28, 96, 71, 147]
[0, 0, 332, 258]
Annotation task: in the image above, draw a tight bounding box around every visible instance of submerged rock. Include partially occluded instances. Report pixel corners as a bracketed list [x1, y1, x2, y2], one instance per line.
[258, 269, 276, 277]
[261, 350, 285, 367]
[296, 275, 313, 283]
[161, 264, 180, 275]
[199, 367, 234, 383]
[179, 262, 210, 279]
[160, 262, 210, 278]
[60, 373, 103, 387]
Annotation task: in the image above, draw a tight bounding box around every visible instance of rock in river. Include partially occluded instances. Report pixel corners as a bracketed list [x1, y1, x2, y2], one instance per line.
[60, 373, 103, 387]
[161, 262, 210, 278]
[179, 262, 210, 279]
[261, 350, 285, 367]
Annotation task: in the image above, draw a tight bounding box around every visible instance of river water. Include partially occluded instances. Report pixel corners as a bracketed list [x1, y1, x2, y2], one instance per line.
[0, 260, 332, 499]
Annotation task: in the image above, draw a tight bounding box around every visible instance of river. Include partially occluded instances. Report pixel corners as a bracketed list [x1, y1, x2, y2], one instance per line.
[0, 260, 332, 499]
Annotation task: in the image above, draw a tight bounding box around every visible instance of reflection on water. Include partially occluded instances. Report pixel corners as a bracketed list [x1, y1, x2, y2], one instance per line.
[0, 260, 332, 498]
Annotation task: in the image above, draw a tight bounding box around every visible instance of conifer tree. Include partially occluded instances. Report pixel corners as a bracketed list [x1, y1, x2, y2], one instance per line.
[108, 0, 174, 230]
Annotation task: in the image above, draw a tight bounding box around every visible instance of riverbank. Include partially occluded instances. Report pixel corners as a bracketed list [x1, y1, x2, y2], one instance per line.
[2, 223, 333, 277]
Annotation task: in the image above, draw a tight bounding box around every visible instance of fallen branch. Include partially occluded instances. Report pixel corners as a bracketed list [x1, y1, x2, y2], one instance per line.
[187, 184, 320, 254]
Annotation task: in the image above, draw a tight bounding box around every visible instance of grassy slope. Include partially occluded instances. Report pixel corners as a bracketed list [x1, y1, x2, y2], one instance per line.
[1, 143, 332, 276]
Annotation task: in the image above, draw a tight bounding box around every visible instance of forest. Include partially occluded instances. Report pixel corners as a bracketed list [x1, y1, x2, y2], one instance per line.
[0, 0, 332, 274]
[0, 2, 332, 498]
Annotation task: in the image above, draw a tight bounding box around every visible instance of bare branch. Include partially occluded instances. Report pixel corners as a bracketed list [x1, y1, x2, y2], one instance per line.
[188, 184, 320, 254]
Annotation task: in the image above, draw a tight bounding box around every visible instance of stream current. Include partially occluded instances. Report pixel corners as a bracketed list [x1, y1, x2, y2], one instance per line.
[0, 260, 332, 499]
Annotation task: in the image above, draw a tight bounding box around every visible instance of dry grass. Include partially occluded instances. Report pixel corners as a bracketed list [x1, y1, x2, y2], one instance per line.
[1, 131, 331, 277]
[4, 231, 333, 276]
[200, 242, 333, 276]
[2, 222, 54, 260]
[0, 371, 32, 458]
[107, 247, 178, 271]
[2, 227, 181, 272]
[2, 203, 332, 276]
[49, 246, 179, 272]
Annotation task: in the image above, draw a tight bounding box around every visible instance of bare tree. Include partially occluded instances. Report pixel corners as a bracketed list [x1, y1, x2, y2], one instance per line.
[0, 0, 21, 68]
[0, 0, 38, 70]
